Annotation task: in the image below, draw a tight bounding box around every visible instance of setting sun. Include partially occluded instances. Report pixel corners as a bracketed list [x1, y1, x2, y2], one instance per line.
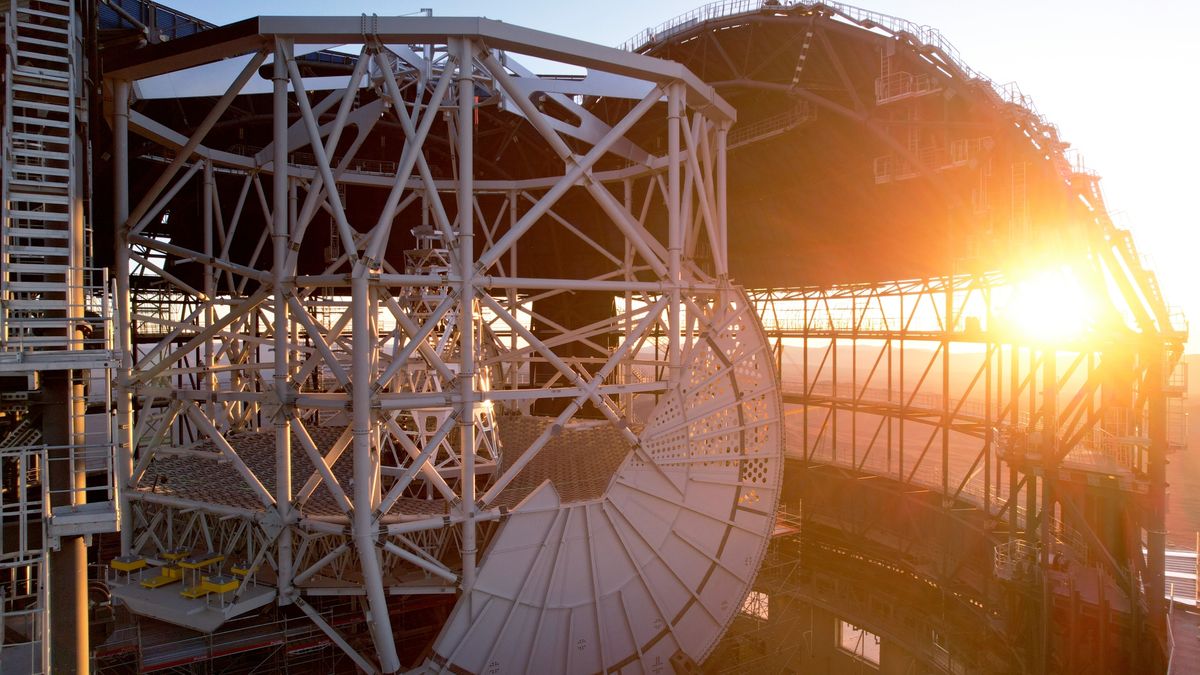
[998, 267, 1096, 343]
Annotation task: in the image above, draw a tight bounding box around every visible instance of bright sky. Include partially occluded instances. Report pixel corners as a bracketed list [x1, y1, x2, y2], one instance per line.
[165, 0, 1200, 352]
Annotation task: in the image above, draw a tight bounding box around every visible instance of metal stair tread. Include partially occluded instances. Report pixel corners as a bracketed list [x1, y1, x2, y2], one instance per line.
[8, 178, 72, 189]
[11, 132, 70, 145]
[15, 36, 71, 50]
[5, 299, 69, 309]
[2, 263, 70, 274]
[8, 210, 70, 221]
[14, 50, 70, 64]
[4, 244, 71, 255]
[4, 227, 72, 238]
[11, 115, 71, 128]
[8, 192, 70, 204]
[9, 149, 70, 161]
[12, 83, 70, 97]
[6, 282, 69, 292]
[12, 99, 71, 113]
[10, 164, 72, 177]
[16, 21, 70, 35]
[15, 7, 72, 21]
[12, 65, 70, 81]
[1, 336, 76, 346]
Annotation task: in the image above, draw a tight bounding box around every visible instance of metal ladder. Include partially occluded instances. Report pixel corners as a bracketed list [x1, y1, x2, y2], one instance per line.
[2, 0, 77, 352]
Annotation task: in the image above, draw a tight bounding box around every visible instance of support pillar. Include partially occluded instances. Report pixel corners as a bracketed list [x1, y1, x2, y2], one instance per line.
[44, 374, 87, 674]
[715, 120, 729, 279]
[455, 36, 479, 614]
[1146, 346, 1167, 625]
[667, 81, 682, 378]
[271, 39, 294, 604]
[48, 98, 91, 671]
[113, 79, 134, 557]
[351, 268, 400, 672]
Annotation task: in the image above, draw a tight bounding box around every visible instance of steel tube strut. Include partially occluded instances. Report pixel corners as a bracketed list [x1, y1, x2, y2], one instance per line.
[455, 36, 480, 615]
[352, 270, 400, 671]
[272, 40, 295, 605]
[114, 78, 134, 556]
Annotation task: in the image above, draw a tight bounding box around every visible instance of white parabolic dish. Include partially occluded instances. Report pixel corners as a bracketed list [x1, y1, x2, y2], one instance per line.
[427, 287, 784, 673]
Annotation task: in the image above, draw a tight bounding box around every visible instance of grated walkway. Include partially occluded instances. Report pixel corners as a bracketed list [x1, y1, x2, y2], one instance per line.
[1170, 605, 1200, 675]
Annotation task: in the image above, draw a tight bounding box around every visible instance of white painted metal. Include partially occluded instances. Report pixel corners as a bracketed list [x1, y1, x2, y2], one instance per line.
[108, 17, 778, 674]
[1, 1, 117, 671]
[426, 289, 782, 673]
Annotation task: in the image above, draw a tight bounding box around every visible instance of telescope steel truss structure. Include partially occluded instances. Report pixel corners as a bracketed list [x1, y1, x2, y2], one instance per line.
[102, 16, 784, 673]
[750, 267, 1186, 670]
[1, 2, 1188, 672]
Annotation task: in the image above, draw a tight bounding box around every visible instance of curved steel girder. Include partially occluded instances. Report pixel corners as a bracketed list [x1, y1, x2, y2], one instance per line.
[798, 462, 999, 581]
[708, 78, 965, 210]
[786, 394, 990, 439]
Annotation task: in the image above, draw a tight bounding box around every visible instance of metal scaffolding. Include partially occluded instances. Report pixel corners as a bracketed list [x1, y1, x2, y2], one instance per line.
[97, 15, 785, 674]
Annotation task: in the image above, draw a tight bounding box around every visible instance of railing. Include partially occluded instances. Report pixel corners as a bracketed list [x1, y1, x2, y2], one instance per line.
[43, 443, 118, 508]
[728, 101, 817, 149]
[783, 380, 996, 424]
[226, 144, 401, 179]
[782, 373, 1150, 475]
[617, 1, 1093, 185]
[760, 310, 904, 334]
[0, 268, 114, 354]
[95, 598, 363, 670]
[875, 71, 937, 104]
[802, 435, 1026, 526]
[0, 445, 47, 560]
[0, 557, 46, 673]
[1167, 584, 1176, 674]
[993, 539, 1037, 580]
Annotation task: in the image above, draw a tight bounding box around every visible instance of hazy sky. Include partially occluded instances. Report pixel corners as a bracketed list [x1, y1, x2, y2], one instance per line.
[162, 0, 1200, 351]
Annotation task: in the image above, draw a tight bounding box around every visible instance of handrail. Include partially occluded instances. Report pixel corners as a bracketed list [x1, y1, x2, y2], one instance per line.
[1167, 580, 1176, 674]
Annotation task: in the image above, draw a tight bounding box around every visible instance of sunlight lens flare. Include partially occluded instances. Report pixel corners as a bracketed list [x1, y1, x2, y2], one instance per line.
[1000, 267, 1096, 343]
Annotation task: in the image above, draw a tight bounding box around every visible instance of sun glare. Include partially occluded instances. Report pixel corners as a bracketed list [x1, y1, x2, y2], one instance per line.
[999, 267, 1096, 343]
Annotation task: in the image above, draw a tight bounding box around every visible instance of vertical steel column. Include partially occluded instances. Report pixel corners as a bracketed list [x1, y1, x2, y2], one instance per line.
[48, 73, 90, 671]
[271, 40, 294, 603]
[898, 293, 905, 479]
[802, 297, 809, 461]
[114, 79, 134, 556]
[831, 329, 838, 462]
[942, 282, 951, 497]
[1009, 343, 1019, 542]
[715, 120, 729, 279]
[507, 190, 518, 390]
[346, 42, 399, 672]
[1146, 345, 1167, 624]
[44, 375, 86, 675]
[851, 296, 857, 466]
[622, 179, 633, 415]
[1039, 348, 1057, 675]
[288, 178, 299, 381]
[203, 161, 217, 422]
[667, 82, 682, 377]
[352, 269, 400, 672]
[455, 37, 479, 612]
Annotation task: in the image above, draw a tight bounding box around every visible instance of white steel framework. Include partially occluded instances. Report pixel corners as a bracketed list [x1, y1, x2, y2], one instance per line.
[104, 17, 782, 674]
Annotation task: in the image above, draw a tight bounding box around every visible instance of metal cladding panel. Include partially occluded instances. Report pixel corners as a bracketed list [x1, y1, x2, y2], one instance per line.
[426, 288, 783, 673]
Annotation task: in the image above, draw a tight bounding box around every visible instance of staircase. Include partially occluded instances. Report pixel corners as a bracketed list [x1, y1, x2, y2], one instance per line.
[0, 414, 43, 449]
[2, 0, 78, 353]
